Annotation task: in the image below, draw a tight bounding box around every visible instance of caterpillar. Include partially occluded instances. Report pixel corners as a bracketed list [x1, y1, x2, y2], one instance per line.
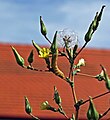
[51, 49, 65, 79]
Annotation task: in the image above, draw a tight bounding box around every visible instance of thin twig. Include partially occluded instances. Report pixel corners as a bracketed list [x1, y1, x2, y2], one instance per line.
[71, 86, 78, 104]
[99, 107, 110, 119]
[30, 113, 40, 120]
[75, 109, 79, 120]
[81, 91, 110, 106]
[75, 42, 87, 58]
[77, 72, 96, 78]
[44, 35, 52, 44]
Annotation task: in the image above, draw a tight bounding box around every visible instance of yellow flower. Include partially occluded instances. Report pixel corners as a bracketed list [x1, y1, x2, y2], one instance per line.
[40, 101, 51, 110]
[39, 48, 50, 58]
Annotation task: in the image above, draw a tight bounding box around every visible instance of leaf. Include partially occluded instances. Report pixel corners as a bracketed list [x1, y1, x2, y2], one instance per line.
[11, 46, 24, 67]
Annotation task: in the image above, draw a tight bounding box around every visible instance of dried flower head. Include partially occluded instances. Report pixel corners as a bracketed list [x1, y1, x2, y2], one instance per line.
[57, 28, 78, 48]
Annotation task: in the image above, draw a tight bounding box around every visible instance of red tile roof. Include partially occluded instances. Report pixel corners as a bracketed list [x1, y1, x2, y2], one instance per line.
[0, 43, 110, 119]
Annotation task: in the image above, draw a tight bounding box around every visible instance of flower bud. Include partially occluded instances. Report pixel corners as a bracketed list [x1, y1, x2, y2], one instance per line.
[11, 46, 24, 67]
[50, 31, 57, 53]
[40, 101, 51, 110]
[40, 16, 47, 36]
[40, 101, 57, 112]
[100, 65, 110, 90]
[54, 86, 61, 105]
[32, 40, 42, 55]
[28, 50, 34, 65]
[24, 96, 32, 114]
[84, 5, 105, 43]
[87, 96, 99, 120]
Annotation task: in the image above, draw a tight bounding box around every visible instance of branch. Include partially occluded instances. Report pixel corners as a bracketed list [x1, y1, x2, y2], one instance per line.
[99, 107, 110, 119]
[81, 91, 110, 106]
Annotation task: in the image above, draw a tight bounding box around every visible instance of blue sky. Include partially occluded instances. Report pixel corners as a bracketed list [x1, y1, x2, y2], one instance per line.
[0, 0, 110, 49]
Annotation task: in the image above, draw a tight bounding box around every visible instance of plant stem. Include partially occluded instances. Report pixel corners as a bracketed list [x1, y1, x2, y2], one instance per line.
[71, 86, 78, 104]
[81, 91, 110, 106]
[30, 113, 40, 120]
[77, 72, 96, 78]
[75, 42, 87, 58]
[75, 109, 79, 120]
[99, 107, 110, 119]
[44, 35, 52, 44]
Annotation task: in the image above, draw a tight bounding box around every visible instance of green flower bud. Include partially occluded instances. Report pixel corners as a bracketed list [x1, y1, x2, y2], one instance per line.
[53, 86, 61, 105]
[97, 5, 106, 21]
[100, 65, 110, 90]
[50, 31, 57, 53]
[40, 101, 57, 112]
[84, 27, 93, 43]
[40, 16, 47, 36]
[28, 50, 34, 65]
[84, 5, 105, 43]
[73, 44, 78, 58]
[87, 96, 99, 120]
[11, 46, 24, 67]
[24, 96, 32, 114]
[32, 40, 42, 55]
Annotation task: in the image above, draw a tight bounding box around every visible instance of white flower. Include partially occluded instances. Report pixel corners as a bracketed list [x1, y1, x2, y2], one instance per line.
[77, 58, 85, 68]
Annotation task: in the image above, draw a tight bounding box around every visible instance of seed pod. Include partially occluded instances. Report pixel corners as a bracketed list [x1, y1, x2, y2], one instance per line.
[40, 16, 47, 36]
[28, 49, 34, 65]
[32, 40, 42, 55]
[24, 96, 32, 114]
[11, 46, 24, 67]
[87, 96, 99, 120]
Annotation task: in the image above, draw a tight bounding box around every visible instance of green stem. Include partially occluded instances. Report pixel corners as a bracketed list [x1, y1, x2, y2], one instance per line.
[75, 109, 79, 120]
[71, 86, 78, 104]
[99, 107, 110, 119]
[44, 35, 52, 44]
[30, 113, 40, 120]
[77, 72, 96, 78]
[75, 42, 87, 58]
[81, 91, 110, 106]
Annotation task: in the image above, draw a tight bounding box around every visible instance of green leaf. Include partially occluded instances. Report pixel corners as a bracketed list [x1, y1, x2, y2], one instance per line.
[87, 96, 99, 120]
[11, 46, 24, 67]
[24, 96, 32, 114]
[40, 16, 47, 36]
[28, 49, 34, 64]
[32, 40, 42, 55]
